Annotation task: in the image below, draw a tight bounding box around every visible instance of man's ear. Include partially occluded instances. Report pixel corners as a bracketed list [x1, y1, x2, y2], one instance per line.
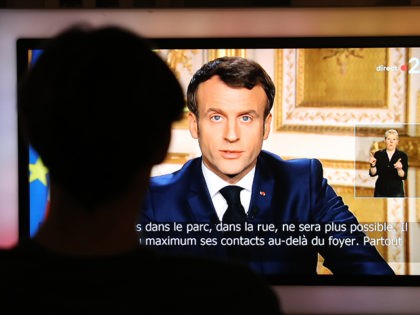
[188, 112, 199, 139]
[263, 113, 272, 140]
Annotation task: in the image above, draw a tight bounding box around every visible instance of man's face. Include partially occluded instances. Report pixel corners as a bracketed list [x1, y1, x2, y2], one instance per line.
[188, 75, 271, 183]
[385, 134, 399, 151]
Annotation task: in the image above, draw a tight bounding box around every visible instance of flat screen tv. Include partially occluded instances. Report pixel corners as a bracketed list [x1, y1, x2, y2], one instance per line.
[3, 8, 420, 314]
[17, 34, 420, 275]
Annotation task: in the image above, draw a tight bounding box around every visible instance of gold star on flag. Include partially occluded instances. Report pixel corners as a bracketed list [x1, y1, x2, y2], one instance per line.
[29, 158, 48, 186]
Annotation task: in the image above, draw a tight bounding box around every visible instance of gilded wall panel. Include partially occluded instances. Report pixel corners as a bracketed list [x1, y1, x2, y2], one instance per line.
[275, 48, 408, 134]
[297, 48, 387, 108]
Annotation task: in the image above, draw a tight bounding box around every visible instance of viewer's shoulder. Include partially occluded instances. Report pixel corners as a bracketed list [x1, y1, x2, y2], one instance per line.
[0, 244, 281, 314]
[157, 253, 281, 313]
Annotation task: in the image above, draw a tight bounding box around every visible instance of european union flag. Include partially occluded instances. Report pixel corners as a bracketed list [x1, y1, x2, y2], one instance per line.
[29, 146, 49, 237]
[28, 49, 49, 237]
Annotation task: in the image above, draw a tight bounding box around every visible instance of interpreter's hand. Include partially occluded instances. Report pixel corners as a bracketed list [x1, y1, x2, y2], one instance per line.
[369, 152, 377, 166]
[394, 158, 403, 170]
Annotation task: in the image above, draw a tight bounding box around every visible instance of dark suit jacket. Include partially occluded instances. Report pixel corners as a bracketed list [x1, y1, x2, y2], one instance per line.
[140, 151, 394, 275]
[369, 149, 408, 197]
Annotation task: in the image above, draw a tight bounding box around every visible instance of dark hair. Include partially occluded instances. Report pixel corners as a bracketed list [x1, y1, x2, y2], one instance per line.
[18, 25, 185, 208]
[186, 56, 275, 118]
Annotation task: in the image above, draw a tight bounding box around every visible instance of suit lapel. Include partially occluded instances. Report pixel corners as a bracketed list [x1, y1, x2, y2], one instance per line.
[186, 159, 220, 224]
[249, 155, 276, 221]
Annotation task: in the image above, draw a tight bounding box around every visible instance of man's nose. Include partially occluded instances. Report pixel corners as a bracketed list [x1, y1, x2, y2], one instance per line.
[224, 120, 239, 142]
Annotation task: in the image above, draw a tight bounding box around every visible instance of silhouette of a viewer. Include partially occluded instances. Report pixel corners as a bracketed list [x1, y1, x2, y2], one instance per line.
[0, 25, 282, 314]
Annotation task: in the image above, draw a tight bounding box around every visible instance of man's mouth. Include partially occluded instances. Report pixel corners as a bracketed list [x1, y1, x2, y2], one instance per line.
[220, 150, 243, 159]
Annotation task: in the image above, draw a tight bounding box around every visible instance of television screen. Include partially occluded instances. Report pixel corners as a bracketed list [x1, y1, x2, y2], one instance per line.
[17, 35, 420, 285]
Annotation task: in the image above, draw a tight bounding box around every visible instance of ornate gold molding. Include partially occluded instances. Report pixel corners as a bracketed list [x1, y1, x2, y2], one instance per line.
[296, 48, 387, 108]
[334, 185, 371, 195]
[162, 152, 193, 165]
[282, 156, 356, 170]
[156, 49, 200, 130]
[208, 49, 246, 60]
[416, 198, 420, 222]
[165, 49, 198, 79]
[275, 48, 408, 135]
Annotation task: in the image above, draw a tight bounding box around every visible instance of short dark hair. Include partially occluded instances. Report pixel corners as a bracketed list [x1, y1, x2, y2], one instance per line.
[18, 25, 185, 208]
[186, 56, 275, 118]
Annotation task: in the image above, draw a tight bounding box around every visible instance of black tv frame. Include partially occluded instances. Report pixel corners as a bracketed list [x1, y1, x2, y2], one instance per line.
[16, 35, 420, 286]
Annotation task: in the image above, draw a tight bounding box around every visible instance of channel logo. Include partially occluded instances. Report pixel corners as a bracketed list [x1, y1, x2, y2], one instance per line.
[376, 57, 419, 74]
[376, 64, 407, 72]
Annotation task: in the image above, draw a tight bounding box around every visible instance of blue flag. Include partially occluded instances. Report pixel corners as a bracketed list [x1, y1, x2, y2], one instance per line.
[29, 146, 49, 237]
[30, 49, 43, 65]
[28, 49, 49, 237]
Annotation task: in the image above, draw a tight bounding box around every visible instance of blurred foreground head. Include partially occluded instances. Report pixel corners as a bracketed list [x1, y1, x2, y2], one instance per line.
[18, 25, 184, 208]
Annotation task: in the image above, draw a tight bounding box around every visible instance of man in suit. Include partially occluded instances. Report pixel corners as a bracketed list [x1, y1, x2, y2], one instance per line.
[369, 129, 408, 197]
[140, 56, 394, 275]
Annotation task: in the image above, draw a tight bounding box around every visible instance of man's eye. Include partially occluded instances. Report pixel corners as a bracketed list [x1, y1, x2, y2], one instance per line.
[241, 116, 252, 122]
[211, 115, 222, 122]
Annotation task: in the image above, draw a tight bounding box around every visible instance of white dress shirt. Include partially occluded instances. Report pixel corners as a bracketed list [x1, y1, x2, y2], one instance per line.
[201, 162, 255, 222]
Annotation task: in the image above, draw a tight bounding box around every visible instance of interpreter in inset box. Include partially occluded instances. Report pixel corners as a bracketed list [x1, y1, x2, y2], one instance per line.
[369, 129, 408, 197]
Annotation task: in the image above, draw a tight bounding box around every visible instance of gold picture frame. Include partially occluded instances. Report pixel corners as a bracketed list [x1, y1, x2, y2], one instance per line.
[274, 48, 408, 135]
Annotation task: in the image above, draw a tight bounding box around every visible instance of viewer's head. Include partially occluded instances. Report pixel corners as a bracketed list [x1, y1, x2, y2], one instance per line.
[384, 129, 399, 151]
[186, 57, 275, 183]
[18, 25, 184, 208]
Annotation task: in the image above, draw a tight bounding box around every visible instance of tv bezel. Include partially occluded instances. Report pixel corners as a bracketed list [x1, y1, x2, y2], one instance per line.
[16, 35, 420, 286]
